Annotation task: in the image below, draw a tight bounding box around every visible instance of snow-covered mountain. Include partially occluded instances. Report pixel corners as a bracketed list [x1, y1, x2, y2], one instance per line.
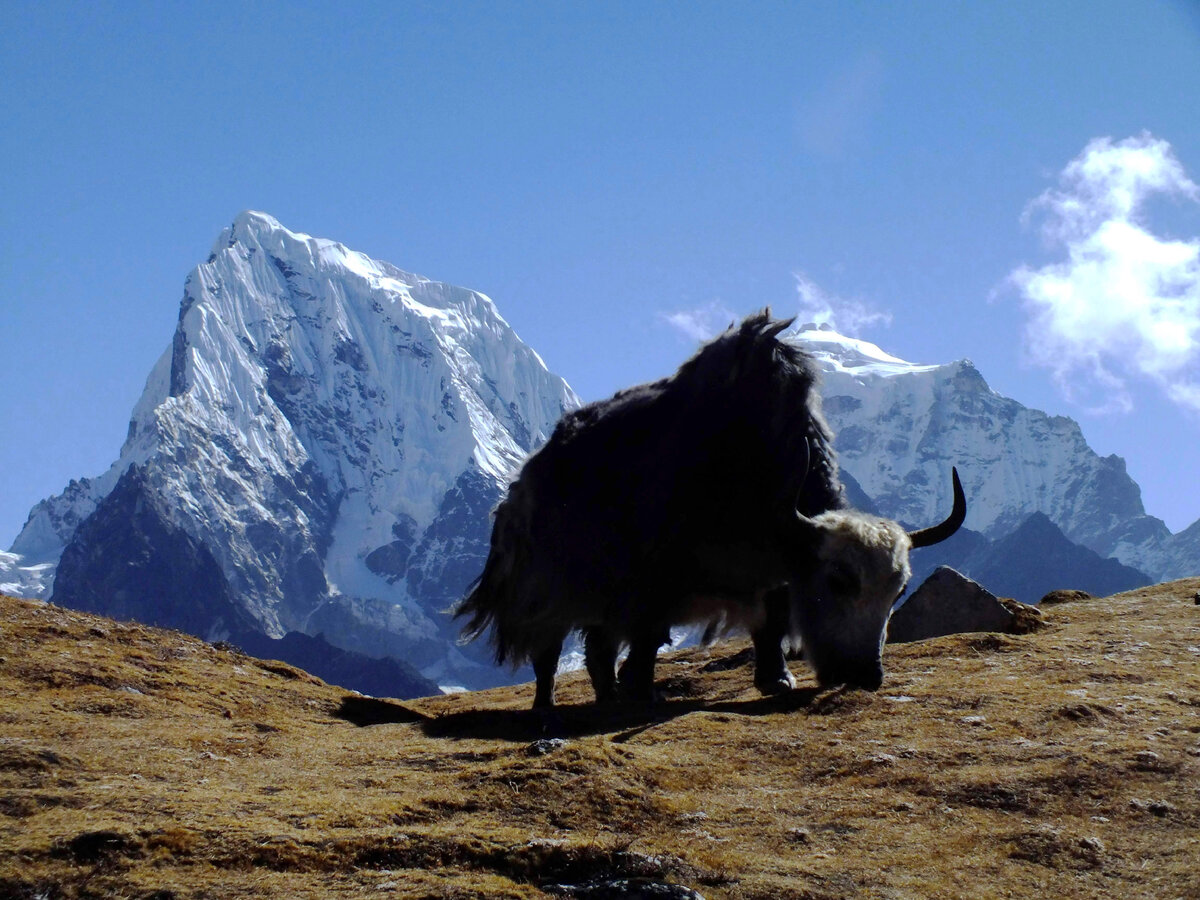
[4, 219, 1195, 692]
[8, 211, 578, 689]
[792, 324, 1196, 582]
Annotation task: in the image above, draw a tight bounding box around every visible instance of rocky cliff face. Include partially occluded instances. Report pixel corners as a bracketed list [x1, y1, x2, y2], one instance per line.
[10, 212, 577, 690]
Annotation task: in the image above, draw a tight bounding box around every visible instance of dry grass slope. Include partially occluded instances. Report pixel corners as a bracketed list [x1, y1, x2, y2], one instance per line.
[1, 579, 1198, 899]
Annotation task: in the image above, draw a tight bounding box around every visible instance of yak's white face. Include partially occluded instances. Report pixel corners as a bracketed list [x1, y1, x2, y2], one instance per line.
[788, 511, 912, 691]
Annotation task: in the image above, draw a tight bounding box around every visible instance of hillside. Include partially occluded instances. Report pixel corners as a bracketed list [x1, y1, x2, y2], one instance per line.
[1, 582, 1198, 899]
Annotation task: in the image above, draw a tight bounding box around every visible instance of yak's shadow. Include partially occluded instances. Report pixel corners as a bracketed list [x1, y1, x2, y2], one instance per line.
[358, 686, 828, 743]
[335, 695, 432, 727]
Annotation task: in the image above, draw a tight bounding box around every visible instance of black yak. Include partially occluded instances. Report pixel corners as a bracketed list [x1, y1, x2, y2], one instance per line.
[458, 311, 966, 708]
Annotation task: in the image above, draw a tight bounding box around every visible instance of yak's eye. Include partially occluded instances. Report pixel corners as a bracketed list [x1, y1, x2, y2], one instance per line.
[828, 565, 858, 596]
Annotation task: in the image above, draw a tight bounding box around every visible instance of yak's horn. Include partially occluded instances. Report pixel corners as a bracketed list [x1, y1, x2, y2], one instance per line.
[765, 316, 795, 338]
[790, 436, 812, 514]
[907, 467, 967, 549]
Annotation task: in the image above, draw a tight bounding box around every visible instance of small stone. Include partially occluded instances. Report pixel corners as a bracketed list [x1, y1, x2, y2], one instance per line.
[1134, 750, 1162, 770]
[787, 827, 812, 844]
[526, 738, 567, 757]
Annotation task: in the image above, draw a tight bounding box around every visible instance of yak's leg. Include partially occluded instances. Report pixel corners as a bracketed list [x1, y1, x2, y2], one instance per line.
[618, 627, 670, 703]
[531, 636, 564, 710]
[584, 627, 619, 704]
[752, 588, 796, 695]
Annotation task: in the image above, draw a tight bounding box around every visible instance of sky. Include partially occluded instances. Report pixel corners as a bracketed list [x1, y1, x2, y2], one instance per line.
[2, 0, 1200, 546]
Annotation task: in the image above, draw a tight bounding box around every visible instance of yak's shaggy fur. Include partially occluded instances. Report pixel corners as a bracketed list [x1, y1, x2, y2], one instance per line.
[458, 311, 963, 707]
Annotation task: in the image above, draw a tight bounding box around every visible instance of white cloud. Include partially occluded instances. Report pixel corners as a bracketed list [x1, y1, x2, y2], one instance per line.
[1011, 133, 1200, 413]
[793, 271, 892, 336]
[661, 276, 891, 344]
[796, 51, 885, 158]
[660, 300, 738, 342]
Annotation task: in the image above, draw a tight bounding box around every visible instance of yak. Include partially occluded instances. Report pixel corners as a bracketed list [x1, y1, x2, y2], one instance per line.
[457, 311, 966, 708]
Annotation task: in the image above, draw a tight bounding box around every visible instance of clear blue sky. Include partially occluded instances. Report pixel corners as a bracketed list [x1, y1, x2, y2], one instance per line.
[3, 0, 1200, 545]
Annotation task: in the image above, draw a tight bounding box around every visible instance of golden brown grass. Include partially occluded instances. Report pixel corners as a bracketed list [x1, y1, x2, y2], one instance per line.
[1, 578, 1198, 898]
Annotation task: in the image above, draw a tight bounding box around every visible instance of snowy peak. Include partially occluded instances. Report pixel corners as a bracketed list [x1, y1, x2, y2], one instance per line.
[11, 213, 579, 687]
[790, 323, 941, 377]
[178, 211, 575, 504]
[790, 328, 1189, 579]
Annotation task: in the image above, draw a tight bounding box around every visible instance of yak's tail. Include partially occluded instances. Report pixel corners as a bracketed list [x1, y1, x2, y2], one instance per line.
[455, 564, 514, 666]
[455, 492, 537, 668]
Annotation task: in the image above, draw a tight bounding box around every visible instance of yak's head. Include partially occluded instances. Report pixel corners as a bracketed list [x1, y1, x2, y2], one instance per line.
[785, 469, 966, 691]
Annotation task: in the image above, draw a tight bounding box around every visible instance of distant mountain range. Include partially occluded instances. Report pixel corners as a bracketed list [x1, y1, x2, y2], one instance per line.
[799, 326, 1196, 583]
[1, 213, 1192, 695]
[796, 326, 1178, 603]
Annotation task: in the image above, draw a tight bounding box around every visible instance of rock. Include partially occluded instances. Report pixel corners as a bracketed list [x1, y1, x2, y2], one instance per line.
[1040, 589, 1093, 606]
[526, 738, 568, 757]
[999, 597, 1046, 633]
[53, 830, 139, 863]
[888, 567, 1018, 644]
[543, 879, 705, 899]
[1133, 750, 1162, 771]
[1132, 797, 1178, 817]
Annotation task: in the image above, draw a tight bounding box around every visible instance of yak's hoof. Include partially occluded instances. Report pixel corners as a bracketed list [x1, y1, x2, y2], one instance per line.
[755, 671, 797, 696]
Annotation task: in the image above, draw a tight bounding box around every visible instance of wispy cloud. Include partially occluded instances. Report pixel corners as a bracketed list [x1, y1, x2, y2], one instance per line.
[660, 300, 739, 342]
[796, 51, 885, 158]
[793, 272, 892, 336]
[1010, 133, 1200, 413]
[661, 276, 891, 344]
